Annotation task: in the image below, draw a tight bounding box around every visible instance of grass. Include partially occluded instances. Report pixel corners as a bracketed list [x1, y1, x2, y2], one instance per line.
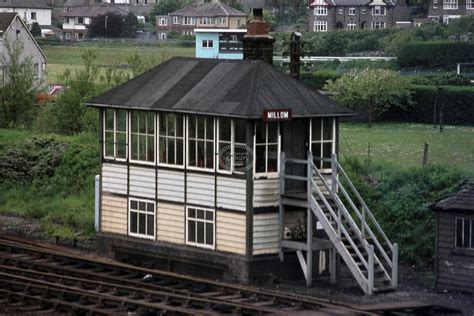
[43, 44, 195, 83]
[340, 122, 474, 177]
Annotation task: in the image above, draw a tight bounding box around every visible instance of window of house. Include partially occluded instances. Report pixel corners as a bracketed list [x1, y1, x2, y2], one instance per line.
[456, 217, 474, 249]
[16, 30, 20, 40]
[347, 22, 357, 30]
[129, 199, 155, 239]
[310, 118, 335, 170]
[314, 20, 328, 32]
[65, 32, 70, 39]
[372, 6, 386, 15]
[159, 17, 167, 26]
[182, 17, 195, 25]
[31, 12, 36, 20]
[433, 0, 439, 8]
[443, 0, 458, 9]
[173, 16, 180, 24]
[217, 17, 226, 25]
[78, 17, 84, 24]
[104, 109, 127, 160]
[186, 206, 214, 248]
[372, 21, 386, 29]
[130, 111, 155, 163]
[349, 7, 356, 15]
[201, 17, 214, 25]
[467, 0, 474, 8]
[34, 63, 39, 77]
[188, 116, 214, 170]
[160, 32, 167, 40]
[202, 39, 213, 48]
[314, 6, 328, 15]
[218, 118, 247, 173]
[255, 121, 279, 175]
[74, 32, 79, 39]
[338, 8, 343, 14]
[158, 113, 184, 166]
[237, 19, 242, 27]
[361, 8, 367, 14]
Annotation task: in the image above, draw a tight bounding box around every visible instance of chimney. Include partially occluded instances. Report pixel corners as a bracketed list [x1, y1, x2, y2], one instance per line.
[242, 8, 275, 65]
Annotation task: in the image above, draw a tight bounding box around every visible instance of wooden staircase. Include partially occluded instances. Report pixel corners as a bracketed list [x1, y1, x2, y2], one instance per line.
[279, 152, 398, 295]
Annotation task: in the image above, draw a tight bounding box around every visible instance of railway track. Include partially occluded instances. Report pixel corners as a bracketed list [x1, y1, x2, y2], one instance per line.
[0, 237, 462, 315]
[0, 237, 367, 315]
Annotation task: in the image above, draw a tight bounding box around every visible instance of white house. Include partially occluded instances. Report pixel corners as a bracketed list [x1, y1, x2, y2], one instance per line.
[0, 0, 52, 27]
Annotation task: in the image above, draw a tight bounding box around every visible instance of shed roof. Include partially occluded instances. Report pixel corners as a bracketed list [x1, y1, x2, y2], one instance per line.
[86, 57, 353, 119]
[432, 184, 474, 213]
[171, 2, 247, 17]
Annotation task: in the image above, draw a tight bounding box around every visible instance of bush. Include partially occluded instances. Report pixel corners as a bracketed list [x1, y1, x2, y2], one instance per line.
[301, 71, 341, 90]
[397, 41, 474, 69]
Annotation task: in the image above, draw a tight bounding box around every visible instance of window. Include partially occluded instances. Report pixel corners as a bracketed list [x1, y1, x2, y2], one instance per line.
[443, 15, 460, 23]
[159, 17, 167, 26]
[255, 122, 279, 175]
[310, 118, 335, 170]
[186, 207, 214, 248]
[217, 17, 226, 25]
[314, 6, 328, 15]
[218, 118, 247, 173]
[433, 0, 439, 8]
[173, 16, 180, 24]
[200, 17, 214, 25]
[188, 116, 214, 170]
[65, 32, 70, 39]
[347, 22, 357, 30]
[338, 8, 343, 14]
[34, 63, 39, 77]
[130, 111, 155, 163]
[468, 0, 474, 9]
[372, 21, 386, 29]
[313, 21, 328, 32]
[182, 17, 195, 25]
[159, 113, 184, 166]
[456, 217, 474, 249]
[372, 6, 386, 15]
[104, 109, 127, 160]
[129, 199, 155, 239]
[74, 32, 79, 39]
[160, 32, 167, 40]
[349, 7, 356, 15]
[202, 39, 213, 48]
[64, 17, 70, 24]
[443, 0, 458, 9]
[31, 12, 36, 20]
[78, 17, 84, 24]
[361, 8, 367, 14]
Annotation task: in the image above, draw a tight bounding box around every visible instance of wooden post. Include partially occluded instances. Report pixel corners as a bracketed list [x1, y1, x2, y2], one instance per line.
[331, 154, 337, 195]
[245, 121, 254, 259]
[306, 151, 313, 286]
[391, 243, 398, 288]
[368, 245, 374, 295]
[423, 142, 429, 167]
[279, 151, 286, 262]
[330, 248, 337, 284]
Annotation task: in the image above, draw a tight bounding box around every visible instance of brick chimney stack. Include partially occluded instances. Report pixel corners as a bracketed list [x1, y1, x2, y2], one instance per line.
[242, 8, 275, 65]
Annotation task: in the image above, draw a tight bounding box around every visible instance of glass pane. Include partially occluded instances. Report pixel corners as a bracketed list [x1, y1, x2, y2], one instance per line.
[159, 137, 166, 163]
[197, 141, 204, 168]
[312, 118, 322, 141]
[131, 200, 137, 210]
[147, 214, 154, 236]
[139, 201, 146, 211]
[219, 142, 231, 171]
[147, 135, 154, 161]
[219, 118, 231, 142]
[147, 202, 154, 213]
[139, 135, 146, 161]
[139, 112, 147, 133]
[256, 121, 265, 144]
[456, 218, 463, 248]
[105, 109, 114, 130]
[234, 144, 248, 172]
[188, 208, 196, 218]
[188, 116, 196, 139]
[105, 131, 114, 157]
[139, 213, 146, 234]
[147, 113, 154, 134]
[206, 117, 214, 140]
[176, 114, 183, 138]
[256, 145, 266, 173]
[168, 114, 175, 136]
[131, 134, 138, 160]
[159, 114, 166, 135]
[322, 143, 333, 169]
[117, 132, 126, 158]
[176, 139, 183, 165]
[130, 211, 137, 233]
[205, 211, 213, 221]
[197, 222, 205, 244]
[268, 122, 278, 143]
[206, 223, 213, 245]
[189, 140, 196, 167]
[267, 144, 278, 173]
[197, 116, 205, 139]
[464, 218, 471, 248]
[188, 220, 195, 242]
[206, 141, 214, 168]
[197, 209, 204, 219]
[234, 119, 246, 144]
[131, 112, 138, 133]
[167, 138, 175, 165]
[117, 110, 126, 131]
[323, 118, 333, 140]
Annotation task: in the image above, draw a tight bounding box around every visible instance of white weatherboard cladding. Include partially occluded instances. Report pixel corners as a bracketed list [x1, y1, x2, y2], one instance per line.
[101, 194, 127, 235]
[217, 177, 246, 211]
[186, 173, 215, 208]
[129, 166, 156, 199]
[253, 179, 279, 207]
[253, 213, 279, 255]
[157, 202, 185, 244]
[102, 163, 127, 195]
[158, 169, 184, 203]
[216, 211, 246, 255]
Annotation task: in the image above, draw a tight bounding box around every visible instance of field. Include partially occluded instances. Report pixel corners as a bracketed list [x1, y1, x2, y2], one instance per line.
[43, 44, 195, 83]
[340, 123, 474, 177]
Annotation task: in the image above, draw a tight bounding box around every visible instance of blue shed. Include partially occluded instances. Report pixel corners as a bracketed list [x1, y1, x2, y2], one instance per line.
[195, 28, 246, 60]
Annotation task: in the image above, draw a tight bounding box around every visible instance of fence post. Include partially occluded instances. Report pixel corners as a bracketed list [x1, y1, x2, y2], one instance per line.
[368, 245, 374, 295]
[423, 142, 429, 167]
[279, 152, 286, 262]
[391, 243, 399, 288]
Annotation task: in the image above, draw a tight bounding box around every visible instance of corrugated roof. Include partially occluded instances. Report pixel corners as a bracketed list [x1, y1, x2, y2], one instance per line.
[61, 3, 129, 17]
[0, 0, 51, 9]
[0, 12, 16, 32]
[432, 184, 474, 213]
[171, 2, 246, 17]
[87, 57, 353, 119]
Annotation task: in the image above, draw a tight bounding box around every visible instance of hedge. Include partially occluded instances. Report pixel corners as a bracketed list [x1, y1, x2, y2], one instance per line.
[397, 42, 474, 69]
[301, 71, 342, 90]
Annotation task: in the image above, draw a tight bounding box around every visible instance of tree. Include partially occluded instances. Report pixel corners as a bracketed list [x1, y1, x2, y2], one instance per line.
[149, 0, 187, 25]
[446, 16, 474, 42]
[0, 39, 38, 128]
[122, 12, 138, 38]
[325, 69, 412, 126]
[30, 22, 42, 37]
[88, 13, 123, 38]
[221, 0, 244, 12]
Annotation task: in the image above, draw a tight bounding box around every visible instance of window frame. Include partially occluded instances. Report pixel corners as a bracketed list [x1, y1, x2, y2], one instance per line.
[433, 0, 439, 9]
[347, 22, 357, 30]
[310, 118, 336, 172]
[159, 17, 167, 26]
[455, 217, 474, 249]
[254, 121, 280, 179]
[217, 118, 247, 175]
[128, 198, 156, 240]
[103, 109, 128, 161]
[349, 7, 356, 15]
[372, 6, 386, 16]
[173, 16, 180, 24]
[314, 6, 328, 15]
[158, 113, 185, 168]
[186, 115, 216, 172]
[443, 0, 458, 9]
[202, 39, 214, 49]
[313, 20, 328, 32]
[338, 8, 343, 14]
[468, 0, 474, 9]
[129, 111, 156, 165]
[185, 206, 215, 249]
[372, 21, 386, 29]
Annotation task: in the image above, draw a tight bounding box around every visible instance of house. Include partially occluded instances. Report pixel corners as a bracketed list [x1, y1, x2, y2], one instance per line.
[308, 0, 409, 31]
[59, 3, 129, 41]
[0, 0, 52, 27]
[88, 9, 398, 295]
[431, 184, 474, 293]
[427, 0, 474, 24]
[155, 0, 247, 40]
[0, 12, 47, 81]
[195, 28, 246, 59]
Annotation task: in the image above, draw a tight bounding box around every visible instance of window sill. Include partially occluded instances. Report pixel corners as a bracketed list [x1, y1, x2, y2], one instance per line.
[129, 233, 155, 241]
[451, 248, 474, 257]
[186, 242, 215, 250]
